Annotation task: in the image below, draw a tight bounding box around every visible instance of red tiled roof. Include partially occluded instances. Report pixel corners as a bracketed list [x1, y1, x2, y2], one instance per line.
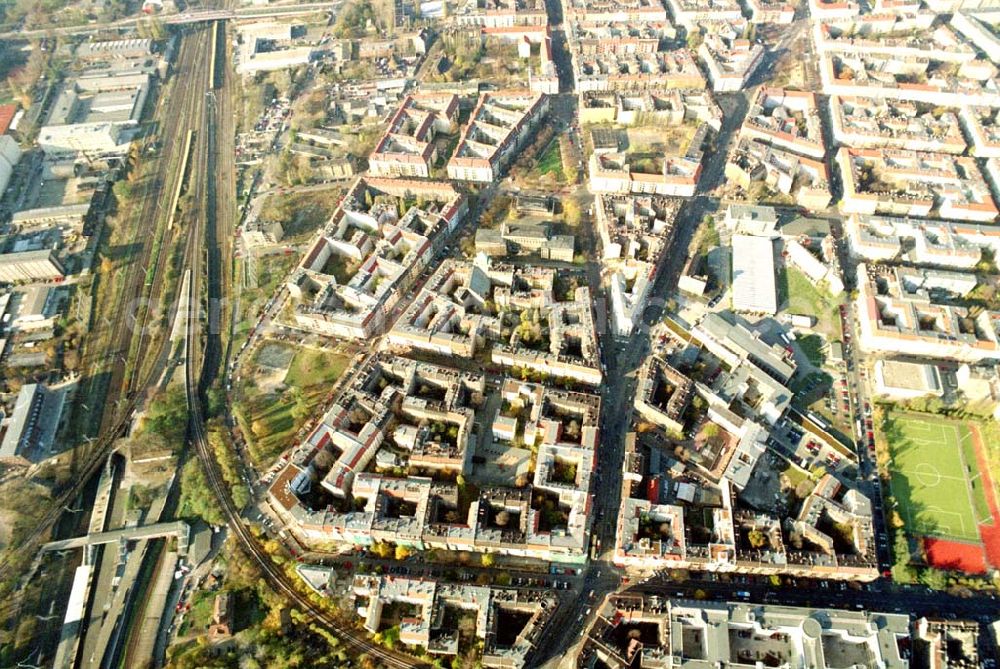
[0, 105, 17, 136]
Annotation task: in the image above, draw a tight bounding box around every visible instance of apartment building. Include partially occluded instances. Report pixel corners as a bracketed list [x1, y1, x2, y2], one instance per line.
[451, 0, 549, 27]
[698, 30, 765, 92]
[447, 90, 549, 182]
[956, 363, 1000, 419]
[288, 178, 467, 339]
[836, 148, 999, 222]
[634, 357, 693, 435]
[614, 436, 878, 578]
[807, 0, 860, 20]
[579, 89, 722, 131]
[595, 194, 682, 336]
[368, 93, 460, 178]
[819, 51, 1000, 108]
[813, 22, 978, 62]
[725, 137, 833, 210]
[951, 7, 1000, 63]
[569, 19, 676, 59]
[564, 0, 669, 23]
[388, 258, 604, 384]
[815, 8, 936, 37]
[589, 125, 707, 198]
[583, 598, 910, 669]
[854, 263, 1000, 361]
[845, 213, 1000, 268]
[664, 0, 743, 29]
[574, 49, 706, 93]
[464, 24, 560, 94]
[744, 0, 795, 23]
[830, 97, 968, 154]
[959, 105, 1000, 157]
[268, 357, 601, 562]
[350, 575, 555, 667]
[741, 88, 825, 159]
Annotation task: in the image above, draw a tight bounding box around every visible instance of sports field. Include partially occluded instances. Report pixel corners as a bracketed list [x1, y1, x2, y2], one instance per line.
[885, 413, 990, 543]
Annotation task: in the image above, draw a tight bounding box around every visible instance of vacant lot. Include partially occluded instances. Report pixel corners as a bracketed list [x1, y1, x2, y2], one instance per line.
[234, 344, 353, 468]
[626, 124, 698, 156]
[782, 266, 843, 342]
[258, 187, 343, 239]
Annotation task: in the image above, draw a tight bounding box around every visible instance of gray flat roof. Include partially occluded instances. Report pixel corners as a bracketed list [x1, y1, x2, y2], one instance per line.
[0, 383, 40, 459]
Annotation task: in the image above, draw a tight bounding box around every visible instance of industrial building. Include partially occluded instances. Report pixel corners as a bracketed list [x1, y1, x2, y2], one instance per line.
[0, 135, 21, 199]
[38, 73, 150, 156]
[0, 383, 66, 465]
[0, 249, 66, 283]
[731, 234, 777, 315]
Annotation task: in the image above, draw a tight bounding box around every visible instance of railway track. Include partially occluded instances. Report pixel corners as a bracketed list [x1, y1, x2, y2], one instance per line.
[213, 19, 238, 376]
[185, 387, 424, 669]
[7, 16, 420, 667]
[90, 27, 211, 430]
[181, 22, 423, 668]
[0, 27, 215, 586]
[121, 25, 214, 403]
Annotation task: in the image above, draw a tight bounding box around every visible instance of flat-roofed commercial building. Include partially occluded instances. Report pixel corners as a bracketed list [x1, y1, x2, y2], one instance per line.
[873, 359, 943, 399]
[731, 234, 777, 315]
[38, 73, 149, 156]
[0, 382, 65, 465]
[694, 312, 797, 383]
[0, 249, 65, 283]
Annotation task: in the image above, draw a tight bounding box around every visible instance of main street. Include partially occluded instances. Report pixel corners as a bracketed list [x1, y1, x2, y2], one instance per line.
[634, 574, 1000, 622]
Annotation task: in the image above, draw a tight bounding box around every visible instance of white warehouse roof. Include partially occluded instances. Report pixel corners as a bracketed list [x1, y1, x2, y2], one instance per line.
[731, 234, 777, 315]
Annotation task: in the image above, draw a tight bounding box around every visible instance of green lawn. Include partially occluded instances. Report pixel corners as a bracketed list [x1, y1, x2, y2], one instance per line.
[285, 347, 351, 388]
[783, 266, 843, 341]
[234, 346, 353, 468]
[535, 140, 564, 180]
[785, 266, 822, 311]
[781, 460, 811, 491]
[885, 413, 985, 542]
[960, 434, 994, 523]
[234, 253, 298, 341]
[178, 589, 217, 637]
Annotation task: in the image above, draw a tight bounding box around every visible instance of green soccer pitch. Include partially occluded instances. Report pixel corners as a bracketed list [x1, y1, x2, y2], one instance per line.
[885, 413, 989, 543]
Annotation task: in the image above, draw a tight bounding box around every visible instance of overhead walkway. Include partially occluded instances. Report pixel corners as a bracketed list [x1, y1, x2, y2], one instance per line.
[42, 520, 190, 555]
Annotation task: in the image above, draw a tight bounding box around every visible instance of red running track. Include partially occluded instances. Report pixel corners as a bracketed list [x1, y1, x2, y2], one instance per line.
[968, 423, 1000, 570]
[923, 424, 1000, 574]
